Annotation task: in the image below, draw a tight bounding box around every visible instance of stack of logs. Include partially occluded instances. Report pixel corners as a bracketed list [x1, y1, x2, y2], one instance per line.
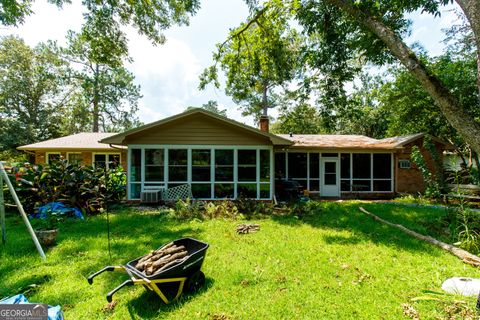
[135, 243, 188, 276]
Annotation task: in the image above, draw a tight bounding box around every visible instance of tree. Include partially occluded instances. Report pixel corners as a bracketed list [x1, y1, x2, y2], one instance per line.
[231, 1, 480, 153]
[0, 0, 201, 48]
[63, 31, 142, 132]
[0, 36, 70, 153]
[200, 8, 301, 120]
[187, 100, 228, 117]
[271, 103, 325, 134]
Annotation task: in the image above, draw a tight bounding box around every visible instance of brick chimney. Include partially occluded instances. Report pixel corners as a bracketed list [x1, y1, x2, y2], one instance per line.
[259, 115, 269, 132]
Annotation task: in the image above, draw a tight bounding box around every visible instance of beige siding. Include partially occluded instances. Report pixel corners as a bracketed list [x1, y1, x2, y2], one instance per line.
[125, 114, 271, 145]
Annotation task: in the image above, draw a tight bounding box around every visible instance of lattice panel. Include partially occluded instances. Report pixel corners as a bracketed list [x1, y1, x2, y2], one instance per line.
[163, 184, 193, 201]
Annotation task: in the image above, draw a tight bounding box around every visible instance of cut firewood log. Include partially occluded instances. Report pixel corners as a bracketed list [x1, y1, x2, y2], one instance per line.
[155, 256, 188, 274]
[236, 224, 260, 234]
[135, 243, 189, 275]
[359, 206, 480, 268]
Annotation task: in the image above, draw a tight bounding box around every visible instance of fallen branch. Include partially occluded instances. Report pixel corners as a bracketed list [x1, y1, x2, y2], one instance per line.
[359, 206, 480, 268]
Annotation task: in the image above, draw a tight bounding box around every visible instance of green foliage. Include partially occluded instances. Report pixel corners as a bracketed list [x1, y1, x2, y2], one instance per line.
[0, 36, 70, 152]
[271, 103, 325, 134]
[0, 0, 200, 59]
[200, 8, 301, 118]
[186, 100, 227, 117]
[62, 31, 142, 132]
[410, 145, 442, 199]
[12, 160, 126, 215]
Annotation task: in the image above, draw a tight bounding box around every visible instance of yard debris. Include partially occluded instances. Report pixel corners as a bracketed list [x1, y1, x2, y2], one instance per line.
[402, 303, 420, 320]
[135, 242, 189, 276]
[359, 206, 480, 268]
[236, 223, 260, 234]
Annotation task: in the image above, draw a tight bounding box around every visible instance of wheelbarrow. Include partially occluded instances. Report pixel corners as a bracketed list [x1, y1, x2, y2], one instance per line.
[87, 238, 209, 304]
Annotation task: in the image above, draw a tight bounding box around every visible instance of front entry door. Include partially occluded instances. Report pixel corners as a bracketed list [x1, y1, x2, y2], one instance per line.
[320, 159, 340, 197]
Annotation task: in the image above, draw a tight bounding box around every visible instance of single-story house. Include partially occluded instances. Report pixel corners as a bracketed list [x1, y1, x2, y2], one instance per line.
[94, 108, 450, 201]
[18, 108, 450, 200]
[17, 132, 127, 170]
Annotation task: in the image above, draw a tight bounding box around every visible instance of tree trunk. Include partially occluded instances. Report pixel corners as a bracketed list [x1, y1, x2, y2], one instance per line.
[92, 64, 100, 132]
[359, 207, 480, 267]
[327, 0, 480, 154]
[456, 0, 480, 103]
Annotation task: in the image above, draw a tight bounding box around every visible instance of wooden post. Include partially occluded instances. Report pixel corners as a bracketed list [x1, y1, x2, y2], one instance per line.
[0, 171, 5, 245]
[0, 162, 46, 260]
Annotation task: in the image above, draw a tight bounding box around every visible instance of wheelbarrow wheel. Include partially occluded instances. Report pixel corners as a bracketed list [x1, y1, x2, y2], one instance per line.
[185, 271, 205, 293]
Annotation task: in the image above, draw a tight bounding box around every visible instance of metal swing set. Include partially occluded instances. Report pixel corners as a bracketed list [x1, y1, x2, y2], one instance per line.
[0, 161, 46, 260]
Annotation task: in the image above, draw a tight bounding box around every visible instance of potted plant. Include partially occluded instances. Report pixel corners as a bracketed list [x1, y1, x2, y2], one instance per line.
[30, 210, 62, 247]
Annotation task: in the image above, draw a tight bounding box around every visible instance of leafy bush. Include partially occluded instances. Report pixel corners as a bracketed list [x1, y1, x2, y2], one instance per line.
[10, 160, 126, 215]
[411, 145, 444, 199]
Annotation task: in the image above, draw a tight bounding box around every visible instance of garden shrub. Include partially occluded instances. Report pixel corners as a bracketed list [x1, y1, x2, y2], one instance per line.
[411, 142, 445, 199]
[10, 160, 126, 215]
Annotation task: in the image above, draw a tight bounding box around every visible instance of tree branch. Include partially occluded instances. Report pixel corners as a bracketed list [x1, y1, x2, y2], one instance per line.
[326, 0, 480, 154]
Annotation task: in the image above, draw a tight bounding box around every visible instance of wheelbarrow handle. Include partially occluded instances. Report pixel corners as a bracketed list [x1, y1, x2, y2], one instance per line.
[107, 280, 134, 302]
[87, 266, 117, 285]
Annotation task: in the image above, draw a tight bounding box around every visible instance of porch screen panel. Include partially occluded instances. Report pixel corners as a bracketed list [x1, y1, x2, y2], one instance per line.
[192, 149, 212, 199]
[373, 153, 392, 191]
[309, 153, 319, 191]
[275, 153, 286, 180]
[340, 153, 351, 191]
[352, 154, 371, 191]
[145, 149, 164, 182]
[288, 153, 307, 189]
[214, 149, 234, 198]
[168, 149, 188, 185]
[130, 149, 142, 199]
[238, 149, 257, 198]
[259, 150, 271, 198]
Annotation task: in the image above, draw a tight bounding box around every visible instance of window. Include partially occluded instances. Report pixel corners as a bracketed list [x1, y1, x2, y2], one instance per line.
[214, 149, 234, 199]
[46, 153, 61, 164]
[275, 153, 286, 180]
[399, 159, 411, 169]
[238, 150, 256, 182]
[94, 154, 120, 170]
[67, 153, 82, 165]
[145, 149, 164, 181]
[309, 153, 319, 191]
[339, 153, 392, 193]
[127, 146, 273, 200]
[373, 154, 392, 191]
[168, 149, 188, 182]
[192, 149, 212, 199]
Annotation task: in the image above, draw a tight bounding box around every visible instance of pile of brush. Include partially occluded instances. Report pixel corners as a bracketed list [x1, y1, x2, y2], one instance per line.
[236, 224, 260, 234]
[135, 243, 188, 276]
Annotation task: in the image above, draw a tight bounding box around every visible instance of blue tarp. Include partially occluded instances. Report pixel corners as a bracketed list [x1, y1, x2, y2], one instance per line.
[0, 294, 63, 320]
[35, 202, 84, 220]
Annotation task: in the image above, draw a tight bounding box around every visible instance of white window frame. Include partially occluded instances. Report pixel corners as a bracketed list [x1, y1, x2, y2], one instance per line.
[398, 159, 411, 169]
[92, 152, 122, 170]
[127, 145, 273, 201]
[275, 150, 395, 194]
[46, 152, 61, 164]
[66, 152, 82, 165]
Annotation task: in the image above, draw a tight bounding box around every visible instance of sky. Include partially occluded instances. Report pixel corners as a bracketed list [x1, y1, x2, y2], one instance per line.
[0, 0, 460, 128]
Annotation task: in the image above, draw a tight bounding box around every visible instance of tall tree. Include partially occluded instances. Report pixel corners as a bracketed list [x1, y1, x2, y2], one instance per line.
[63, 31, 142, 132]
[0, 36, 70, 152]
[271, 103, 325, 134]
[200, 8, 301, 120]
[231, 1, 480, 153]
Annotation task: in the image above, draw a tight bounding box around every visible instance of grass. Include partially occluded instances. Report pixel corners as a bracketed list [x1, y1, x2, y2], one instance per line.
[0, 202, 479, 319]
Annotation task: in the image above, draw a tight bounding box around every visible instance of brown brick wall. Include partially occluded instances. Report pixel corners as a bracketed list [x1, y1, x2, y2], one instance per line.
[395, 138, 444, 194]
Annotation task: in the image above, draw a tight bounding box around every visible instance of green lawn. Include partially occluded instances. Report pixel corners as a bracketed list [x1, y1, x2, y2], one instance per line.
[0, 202, 478, 319]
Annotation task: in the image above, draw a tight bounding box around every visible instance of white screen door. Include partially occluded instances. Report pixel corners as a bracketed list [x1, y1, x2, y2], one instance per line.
[320, 159, 340, 197]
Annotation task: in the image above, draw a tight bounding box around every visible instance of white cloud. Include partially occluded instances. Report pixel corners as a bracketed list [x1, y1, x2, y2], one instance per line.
[126, 32, 202, 122]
